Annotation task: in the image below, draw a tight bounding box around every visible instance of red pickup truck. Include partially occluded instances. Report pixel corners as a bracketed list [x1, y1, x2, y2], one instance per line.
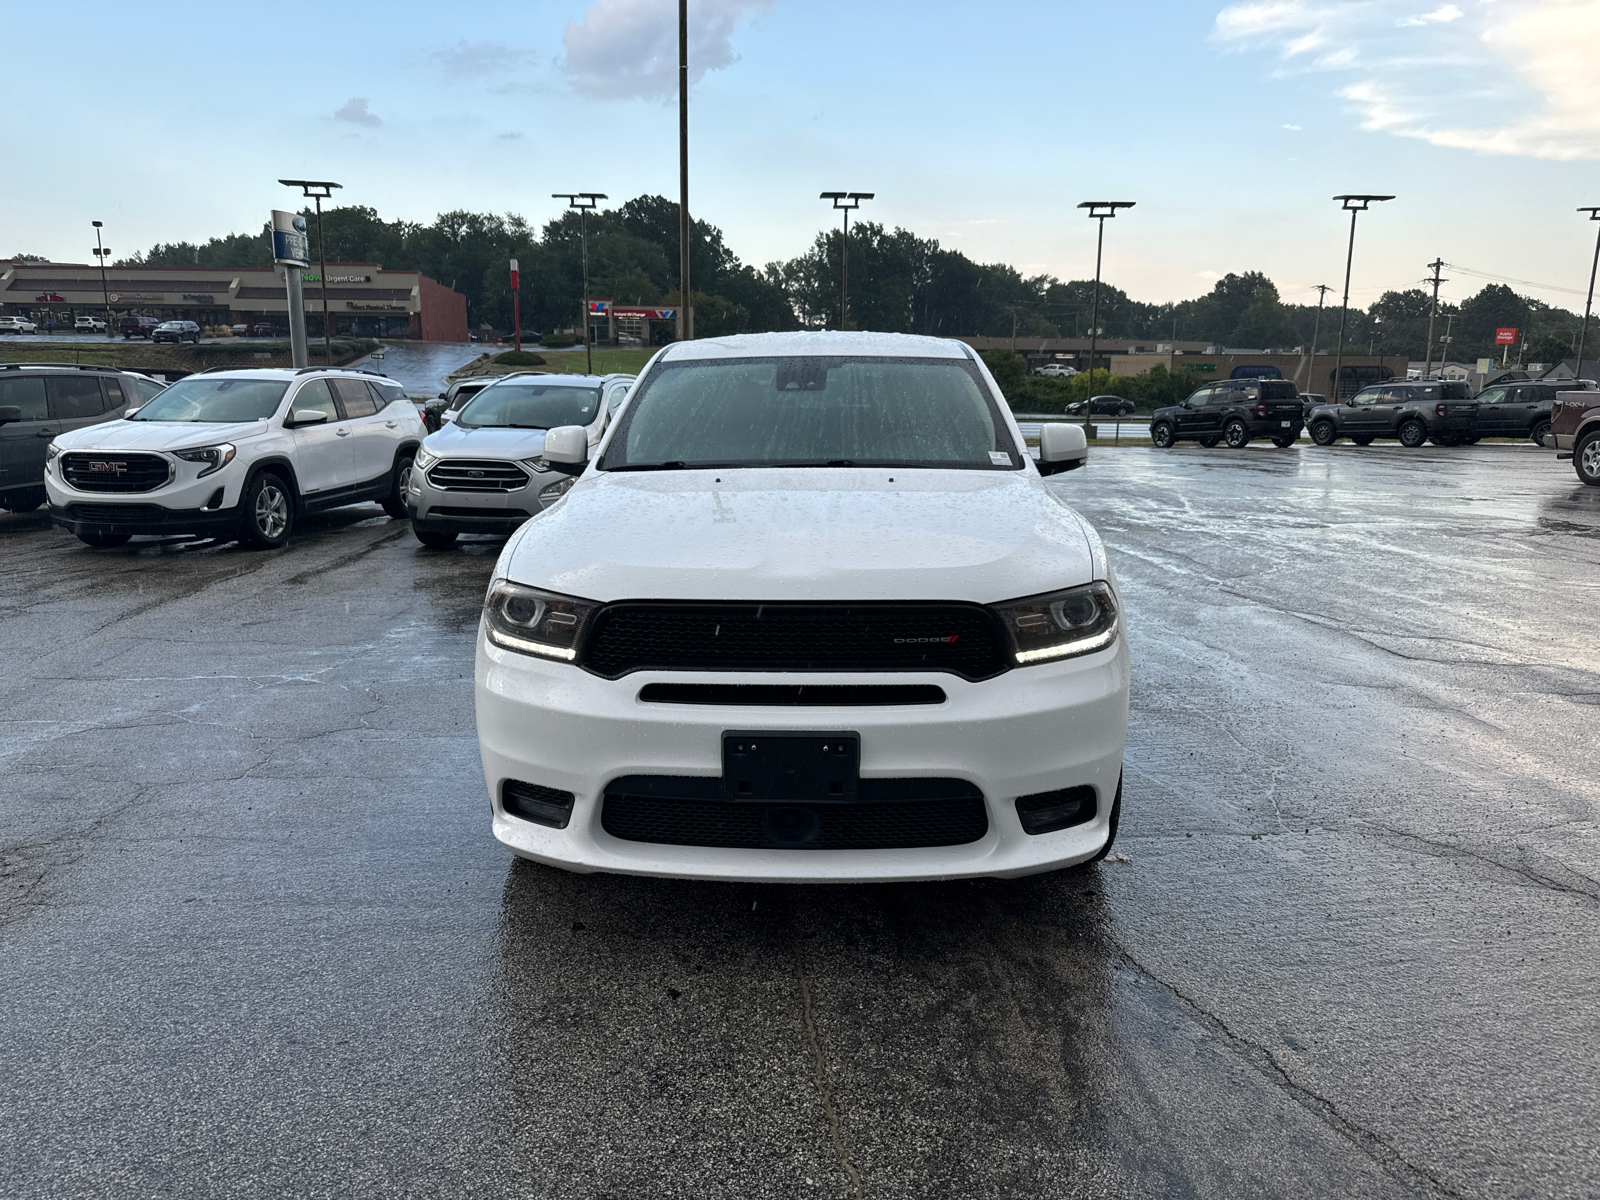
[1551, 388, 1600, 485]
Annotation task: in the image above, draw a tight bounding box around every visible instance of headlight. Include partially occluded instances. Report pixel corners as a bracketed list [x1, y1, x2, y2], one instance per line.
[483, 580, 598, 662]
[537, 476, 575, 508]
[173, 443, 236, 478]
[415, 447, 440, 471]
[992, 581, 1119, 665]
[44, 443, 61, 469]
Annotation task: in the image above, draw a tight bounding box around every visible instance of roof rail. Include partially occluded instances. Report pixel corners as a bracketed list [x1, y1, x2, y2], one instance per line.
[293, 364, 390, 377]
[0, 361, 112, 371]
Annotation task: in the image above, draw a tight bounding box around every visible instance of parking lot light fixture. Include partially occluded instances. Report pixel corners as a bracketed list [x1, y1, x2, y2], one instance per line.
[1076, 202, 1135, 434]
[91, 221, 112, 338]
[1331, 194, 1394, 398]
[553, 193, 607, 374]
[1574, 208, 1600, 381]
[820, 192, 873, 330]
[278, 180, 343, 364]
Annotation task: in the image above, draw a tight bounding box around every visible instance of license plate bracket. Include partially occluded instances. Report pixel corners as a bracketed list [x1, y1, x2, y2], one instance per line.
[1280, 420, 1291, 427]
[722, 731, 859, 803]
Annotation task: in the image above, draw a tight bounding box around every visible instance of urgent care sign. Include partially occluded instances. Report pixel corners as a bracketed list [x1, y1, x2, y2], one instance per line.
[1495, 327, 1519, 345]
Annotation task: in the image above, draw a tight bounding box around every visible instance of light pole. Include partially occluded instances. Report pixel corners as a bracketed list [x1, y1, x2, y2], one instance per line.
[1076, 201, 1135, 435]
[554, 192, 606, 374]
[1331, 194, 1394, 399]
[90, 221, 112, 339]
[279, 180, 342, 363]
[1422, 258, 1446, 380]
[677, 0, 692, 342]
[1573, 208, 1600, 381]
[819, 192, 873, 329]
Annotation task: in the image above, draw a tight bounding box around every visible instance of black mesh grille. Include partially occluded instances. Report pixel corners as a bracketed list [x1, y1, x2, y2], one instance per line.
[502, 779, 575, 829]
[65, 503, 167, 522]
[638, 683, 946, 706]
[432, 506, 531, 518]
[427, 459, 530, 492]
[581, 602, 1010, 680]
[600, 776, 988, 850]
[61, 453, 170, 493]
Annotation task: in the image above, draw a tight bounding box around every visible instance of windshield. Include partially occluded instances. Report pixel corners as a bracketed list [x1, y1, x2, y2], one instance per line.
[131, 378, 289, 422]
[600, 355, 1017, 471]
[457, 382, 600, 429]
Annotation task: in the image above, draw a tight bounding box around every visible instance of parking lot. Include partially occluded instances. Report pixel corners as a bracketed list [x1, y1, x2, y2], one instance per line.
[2, 441, 1597, 1199]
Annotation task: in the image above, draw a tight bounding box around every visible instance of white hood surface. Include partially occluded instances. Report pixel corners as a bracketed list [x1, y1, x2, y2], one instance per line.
[55, 419, 268, 452]
[499, 468, 1098, 604]
[425, 422, 549, 459]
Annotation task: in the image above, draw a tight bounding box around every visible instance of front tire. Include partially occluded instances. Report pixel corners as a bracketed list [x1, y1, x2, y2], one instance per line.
[1086, 775, 1123, 864]
[1576, 429, 1600, 486]
[414, 528, 458, 548]
[2, 487, 45, 513]
[1531, 420, 1552, 447]
[1398, 419, 1428, 448]
[1224, 419, 1250, 448]
[382, 454, 414, 520]
[1150, 422, 1174, 448]
[1198, 436, 1221, 448]
[240, 471, 293, 548]
[76, 531, 130, 548]
[1351, 435, 1374, 446]
[1310, 420, 1337, 445]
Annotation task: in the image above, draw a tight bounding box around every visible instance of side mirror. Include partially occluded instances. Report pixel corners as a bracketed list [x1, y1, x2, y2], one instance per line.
[1037, 423, 1088, 476]
[542, 425, 589, 476]
[437, 392, 448, 399]
[0, 405, 20, 426]
[123, 407, 141, 420]
[288, 409, 329, 427]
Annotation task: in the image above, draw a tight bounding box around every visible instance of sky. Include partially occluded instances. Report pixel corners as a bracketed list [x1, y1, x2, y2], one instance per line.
[4, 0, 1600, 312]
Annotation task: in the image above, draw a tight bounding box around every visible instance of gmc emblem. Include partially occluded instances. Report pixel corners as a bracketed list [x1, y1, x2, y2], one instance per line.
[86, 461, 127, 475]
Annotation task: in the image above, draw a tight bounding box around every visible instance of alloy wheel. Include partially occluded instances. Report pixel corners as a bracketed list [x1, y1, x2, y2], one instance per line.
[1581, 435, 1600, 483]
[256, 484, 288, 539]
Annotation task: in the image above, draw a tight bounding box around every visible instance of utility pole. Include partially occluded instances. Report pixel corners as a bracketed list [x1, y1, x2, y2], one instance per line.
[279, 180, 342, 363]
[90, 221, 112, 338]
[1076, 201, 1135, 436]
[1423, 258, 1446, 380]
[1331, 194, 1394, 399]
[819, 192, 873, 329]
[677, 0, 691, 342]
[1574, 208, 1600, 381]
[1308, 283, 1332, 389]
[553, 193, 606, 373]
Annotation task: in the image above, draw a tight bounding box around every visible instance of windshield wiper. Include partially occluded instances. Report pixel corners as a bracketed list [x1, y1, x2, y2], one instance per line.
[605, 460, 694, 472]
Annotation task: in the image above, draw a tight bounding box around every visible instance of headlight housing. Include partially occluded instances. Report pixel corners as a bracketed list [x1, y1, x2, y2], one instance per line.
[173, 443, 236, 478]
[537, 475, 575, 509]
[483, 580, 598, 661]
[415, 446, 440, 471]
[44, 443, 61, 470]
[992, 581, 1119, 665]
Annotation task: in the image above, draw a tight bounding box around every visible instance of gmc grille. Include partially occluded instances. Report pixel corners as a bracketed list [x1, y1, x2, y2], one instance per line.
[580, 602, 1011, 681]
[426, 459, 529, 492]
[61, 452, 170, 493]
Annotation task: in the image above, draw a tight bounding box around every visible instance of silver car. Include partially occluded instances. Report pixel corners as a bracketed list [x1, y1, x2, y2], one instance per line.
[407, 372, 632, 548]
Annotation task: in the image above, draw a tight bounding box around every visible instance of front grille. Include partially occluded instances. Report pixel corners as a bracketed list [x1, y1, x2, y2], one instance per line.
[427, 459, 529, 492]
[581, 602, 1010, 680]
[61, 452, 170, 493]
[638, 683, 946, 706]
[431, 505, 531, 518]
[65, 503, 167, 522]
[601, 775, 988, 850]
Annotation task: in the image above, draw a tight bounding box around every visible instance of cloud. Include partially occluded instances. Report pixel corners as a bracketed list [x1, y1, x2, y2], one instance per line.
[1213, 0, 1600, 160]
[561, 0, 770, 101]
[334, 97, 381, 127]
[1281, 123, 1301, 130]
[496, 131, 527, 140]
[1396, 4, 1462, 27]
[431, 40, 531, 81]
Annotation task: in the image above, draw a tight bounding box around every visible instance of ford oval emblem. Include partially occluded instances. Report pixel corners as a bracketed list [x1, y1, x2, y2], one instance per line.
[468, 469, 485, 478]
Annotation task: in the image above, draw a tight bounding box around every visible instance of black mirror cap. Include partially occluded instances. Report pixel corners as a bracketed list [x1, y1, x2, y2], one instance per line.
[0, 405, 20, 425]
[1037, 456, 1085, 477]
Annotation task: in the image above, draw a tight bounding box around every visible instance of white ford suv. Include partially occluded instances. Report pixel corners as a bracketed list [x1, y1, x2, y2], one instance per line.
[474, 332, 1129, 882]
[409, 372, 633, 547]
[46, 367, 424, 548]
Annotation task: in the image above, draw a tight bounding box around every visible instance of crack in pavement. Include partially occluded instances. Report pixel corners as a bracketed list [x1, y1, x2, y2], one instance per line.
[790, 928, 865, 1200]
[1362, 822, 1600, 905]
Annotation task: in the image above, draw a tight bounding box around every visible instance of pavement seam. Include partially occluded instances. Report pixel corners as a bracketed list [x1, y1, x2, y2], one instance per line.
[1108, 941, 1466, 1200]
[791, 935, 865, 1200]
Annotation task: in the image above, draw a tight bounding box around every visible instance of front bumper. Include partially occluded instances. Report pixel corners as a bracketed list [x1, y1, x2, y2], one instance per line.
[475, 632, 1131, 882]
[407, 466, 554, 534]
[51, 500, 240, 536]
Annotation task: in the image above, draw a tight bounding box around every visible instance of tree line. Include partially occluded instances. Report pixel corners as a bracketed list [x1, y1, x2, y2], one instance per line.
[86, 198, 1589, 364]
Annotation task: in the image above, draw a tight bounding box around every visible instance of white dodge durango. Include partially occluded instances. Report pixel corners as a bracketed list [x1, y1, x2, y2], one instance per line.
[475, 332, 1129, 882]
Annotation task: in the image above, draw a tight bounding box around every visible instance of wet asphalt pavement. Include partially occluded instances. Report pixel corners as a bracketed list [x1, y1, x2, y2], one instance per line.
[2, 442, 1597, 1199]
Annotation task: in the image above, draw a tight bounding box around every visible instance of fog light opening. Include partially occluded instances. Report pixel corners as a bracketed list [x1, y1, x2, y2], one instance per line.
[502, 779, 576, 829]
[1015, 785, 1097, 835]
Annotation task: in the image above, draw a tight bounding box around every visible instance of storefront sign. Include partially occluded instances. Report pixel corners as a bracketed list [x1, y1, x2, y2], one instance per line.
[302, 273, 373, 283]
[181, 294, 215, 303]
[345, 302, 406, 312]
[588, 299, 611, 313]
[107, 292, 163, 302]
[1494, 327, 1518, 345]
[35, 292, 65, 301]
[611, 306, 677, 320]
[271, 210, 310, 267]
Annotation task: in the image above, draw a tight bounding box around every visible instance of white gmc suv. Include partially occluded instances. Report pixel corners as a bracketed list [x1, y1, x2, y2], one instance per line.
[475, 331, 1130, 883]
[45, 367, 424, 548]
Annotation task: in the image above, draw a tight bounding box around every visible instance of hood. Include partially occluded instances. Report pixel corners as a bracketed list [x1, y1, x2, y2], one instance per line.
[425, 422, 548, 459]
[498, 468, 1098, 604]
[54, 419, 268, 452]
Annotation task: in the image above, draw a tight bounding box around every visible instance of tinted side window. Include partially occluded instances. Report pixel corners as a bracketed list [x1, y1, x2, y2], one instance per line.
[1350, 388, 1381, 406]
[0, 375, 49, 419]
[372, 382, 405, 409]
[135, 378, 166, 403]
[291, 379, 341, 421]
[1185, 388, 1211, 409]
[333, 379, 379, 418]
[1440, 382, 1470, 400]
[1209, 386, 1239, 405]
[47, 375, 108, 419]
[102, 377, 129, 408]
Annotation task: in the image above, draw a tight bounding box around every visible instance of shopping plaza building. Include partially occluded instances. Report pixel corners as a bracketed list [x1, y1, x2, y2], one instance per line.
[0, 261, 468, 341]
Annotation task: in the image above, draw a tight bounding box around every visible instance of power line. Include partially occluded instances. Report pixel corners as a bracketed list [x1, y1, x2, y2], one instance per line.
[1442, 262, 1586, 298]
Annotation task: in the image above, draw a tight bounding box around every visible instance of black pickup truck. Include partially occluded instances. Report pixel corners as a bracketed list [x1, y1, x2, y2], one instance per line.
[1150, 377, 1305, 448]
[1307, 381, 1478, 447]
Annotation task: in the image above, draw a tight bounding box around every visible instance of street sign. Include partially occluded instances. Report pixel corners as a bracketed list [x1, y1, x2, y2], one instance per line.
[1494, 327, 1518, 345]
[271, 209, 309, 267]
[1475, 358, 1493, 374]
